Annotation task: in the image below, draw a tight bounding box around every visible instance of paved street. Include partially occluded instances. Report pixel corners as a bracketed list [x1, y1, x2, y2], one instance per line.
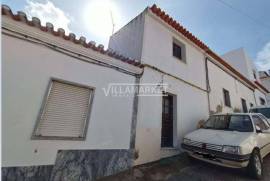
[99, 153, 270, 181]
[168, 154, 270, 181]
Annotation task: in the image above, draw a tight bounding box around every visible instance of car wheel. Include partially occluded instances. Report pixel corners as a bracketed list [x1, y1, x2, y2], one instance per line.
[248, 149, 263, 179]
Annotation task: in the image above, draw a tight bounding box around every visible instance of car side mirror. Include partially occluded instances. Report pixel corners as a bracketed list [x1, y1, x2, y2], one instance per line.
[255, 125, 262, 133]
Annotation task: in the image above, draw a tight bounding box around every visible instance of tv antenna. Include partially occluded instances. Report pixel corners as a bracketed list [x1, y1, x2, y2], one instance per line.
[110, 10, 115, 35]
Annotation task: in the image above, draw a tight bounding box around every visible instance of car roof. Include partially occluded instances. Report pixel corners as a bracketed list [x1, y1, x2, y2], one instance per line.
[212, 113, 261, 116]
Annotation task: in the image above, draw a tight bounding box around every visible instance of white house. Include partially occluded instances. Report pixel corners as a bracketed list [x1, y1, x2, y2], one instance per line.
[259, 71, 270, 104]
[222, 48, 268, 106]
[2, 5, 143, 181]
[109, 4, 267, 165]
[2, 4, 268, 181]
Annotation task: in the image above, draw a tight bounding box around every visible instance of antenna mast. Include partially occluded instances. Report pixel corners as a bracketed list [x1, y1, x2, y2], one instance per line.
[110, 10, 115, 35]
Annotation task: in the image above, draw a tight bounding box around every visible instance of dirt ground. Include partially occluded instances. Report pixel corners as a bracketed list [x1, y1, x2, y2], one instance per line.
[98, 153, 270, 181]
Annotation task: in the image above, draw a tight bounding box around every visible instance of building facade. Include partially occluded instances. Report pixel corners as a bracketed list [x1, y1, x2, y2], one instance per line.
[2, 5, 143, 181]
[109, 5, 268, 165]
[2, 4, 269, 181]
[222, 48, 268, 106]
[259, 71, 270, 105]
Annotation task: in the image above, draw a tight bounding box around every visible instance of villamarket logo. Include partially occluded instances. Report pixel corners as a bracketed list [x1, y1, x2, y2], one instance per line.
[103, 83, 169, 97]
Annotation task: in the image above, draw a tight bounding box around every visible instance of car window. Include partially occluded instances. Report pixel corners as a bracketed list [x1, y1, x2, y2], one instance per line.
[252, 115, 268, 130]
[250, 108, 270, 119]
[228, 115, 253, 132]
[204, 115, 228, 130]
[203, 115, 253, 132]
[258, 115, 270, 128]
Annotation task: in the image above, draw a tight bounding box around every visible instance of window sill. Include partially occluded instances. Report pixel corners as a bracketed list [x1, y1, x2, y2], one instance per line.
[172, 56, 187, 64]
[31, 135, 86, 141]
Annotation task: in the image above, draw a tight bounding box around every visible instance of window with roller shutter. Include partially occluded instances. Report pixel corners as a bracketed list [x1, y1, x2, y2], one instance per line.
[32, 79, 94, 140]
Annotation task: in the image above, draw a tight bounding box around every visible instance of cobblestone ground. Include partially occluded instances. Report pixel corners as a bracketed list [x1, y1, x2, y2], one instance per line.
[99, 153, 270, 181]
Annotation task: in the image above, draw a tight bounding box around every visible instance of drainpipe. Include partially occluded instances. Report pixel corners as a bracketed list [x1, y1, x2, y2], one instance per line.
[129, 73, 142, 150]
[253, 90, 258, 106]
[205, 57, 211, 115]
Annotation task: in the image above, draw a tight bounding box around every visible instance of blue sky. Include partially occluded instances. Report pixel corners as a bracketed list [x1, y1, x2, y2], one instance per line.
[2, 0, 270, 70]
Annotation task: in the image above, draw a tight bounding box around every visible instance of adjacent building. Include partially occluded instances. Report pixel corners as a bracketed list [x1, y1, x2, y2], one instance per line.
[2, 5, 143, 181]
[259, 71, 270, 105]
[222, 48, 268, 106]
[2, 4, 269, 181]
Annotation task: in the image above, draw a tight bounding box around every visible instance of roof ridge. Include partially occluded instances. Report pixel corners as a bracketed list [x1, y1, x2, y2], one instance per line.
[149, 4, 264, 91]
[1, 4, 143, 68]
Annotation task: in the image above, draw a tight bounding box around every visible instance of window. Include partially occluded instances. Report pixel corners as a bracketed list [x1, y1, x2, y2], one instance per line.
[260, 97, 266, 105]
[223, 89, 231, 107]
[172, 39, 186, 62]
[32, 79, 94, 140]
[252, 115, 268, 131]
[241, 98, 248, 113]
[173, 43, 182, 59]
[161, 94, 175, 147]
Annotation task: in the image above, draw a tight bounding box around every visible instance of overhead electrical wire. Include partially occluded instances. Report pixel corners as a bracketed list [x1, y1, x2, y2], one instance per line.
[215, 0, 270, 30]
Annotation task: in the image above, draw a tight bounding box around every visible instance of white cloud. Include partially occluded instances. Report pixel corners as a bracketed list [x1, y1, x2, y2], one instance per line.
[255, 42, 270, 71]
[24, 0, 72, 33]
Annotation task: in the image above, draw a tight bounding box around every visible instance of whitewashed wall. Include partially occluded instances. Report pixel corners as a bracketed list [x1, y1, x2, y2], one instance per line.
[141, 13, 207, 90]
[222, 48, 261, 83]
[254, 89, 267, 105]
[261, 78, 270, 104]
[2, 34, 137, 167]
[109, 12, 145, 61]
[134, 67, 209, 165]
[208, 60, 256, 113]
[133, 13, 209, 165]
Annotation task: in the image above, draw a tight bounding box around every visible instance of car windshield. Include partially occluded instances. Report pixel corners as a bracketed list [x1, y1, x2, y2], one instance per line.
[203, 115, 254, 132]
[250, 108, 270, 119]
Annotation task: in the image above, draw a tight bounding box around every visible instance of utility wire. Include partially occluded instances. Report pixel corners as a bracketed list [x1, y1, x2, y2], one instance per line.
[215, 0, 270, 30]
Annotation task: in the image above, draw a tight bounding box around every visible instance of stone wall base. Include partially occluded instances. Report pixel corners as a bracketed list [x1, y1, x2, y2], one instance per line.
[1, 165, 53, 181]
[2, 149, 134, 181]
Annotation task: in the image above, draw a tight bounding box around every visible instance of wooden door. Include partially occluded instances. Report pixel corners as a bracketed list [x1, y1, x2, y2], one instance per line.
[161, 94, 174, 147]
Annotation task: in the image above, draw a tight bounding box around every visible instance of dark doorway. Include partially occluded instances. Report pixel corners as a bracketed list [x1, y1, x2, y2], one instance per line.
[241, 98, 247, 113]
[161, 94, 174, 147]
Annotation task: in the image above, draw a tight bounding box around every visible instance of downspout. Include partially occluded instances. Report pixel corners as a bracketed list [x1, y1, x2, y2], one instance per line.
[129, 67, 144, 163]
[129, 75, 141, 150]
[205, 57, 211, 115]
[253, 90, 258, 106]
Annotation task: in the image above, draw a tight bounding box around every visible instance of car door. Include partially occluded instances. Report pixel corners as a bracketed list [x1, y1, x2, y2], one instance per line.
[252, 115, 270, 158]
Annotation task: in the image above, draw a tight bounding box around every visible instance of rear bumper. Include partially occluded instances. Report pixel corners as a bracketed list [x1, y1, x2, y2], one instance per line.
[182, 144, 250, 168]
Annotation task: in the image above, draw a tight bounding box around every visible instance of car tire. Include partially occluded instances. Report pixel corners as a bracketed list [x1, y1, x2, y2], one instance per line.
[247, 149, 263, 179]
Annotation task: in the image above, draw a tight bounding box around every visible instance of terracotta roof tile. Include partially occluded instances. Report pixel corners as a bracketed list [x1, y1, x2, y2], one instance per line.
[1, 4, 143, 68]
[255, 81, 269, 93]
[150, 4, 260, 90]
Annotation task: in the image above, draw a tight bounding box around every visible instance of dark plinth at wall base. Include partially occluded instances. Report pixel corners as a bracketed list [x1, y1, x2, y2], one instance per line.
[50, 149, 134, 181]
[1, 165, 53, 181]
[2, 149, 134, 181]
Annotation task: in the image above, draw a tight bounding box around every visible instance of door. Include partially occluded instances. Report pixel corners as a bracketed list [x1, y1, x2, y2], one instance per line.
[161, 94, 174, 147]
[252, 115, 270, 158]
[241, 98, 247, 113]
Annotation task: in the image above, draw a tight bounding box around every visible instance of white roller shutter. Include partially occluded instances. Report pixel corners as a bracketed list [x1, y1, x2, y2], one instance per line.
[34, 80, 93, 139]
